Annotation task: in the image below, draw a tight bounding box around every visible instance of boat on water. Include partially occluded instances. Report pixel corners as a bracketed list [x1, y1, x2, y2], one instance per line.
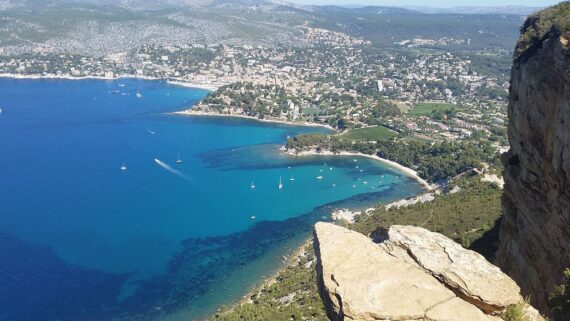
[250, 216, 256, 220]
[136, 90, 142, 98]
[278, 177, 283, 190]
[251, 181, 256, 189]
[332, 183, 336, 187]
[289, 176, 295, 181]
[316, 176, 323, 180]
[146, 128, 156, 135]
[120, 162, 127, 171]
[176, 153, 183, 164]
[0, 107, 2, 114]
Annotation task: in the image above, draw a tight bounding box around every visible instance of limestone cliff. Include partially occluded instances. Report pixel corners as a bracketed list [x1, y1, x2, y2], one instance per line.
[313, 223, 542, 321]
[496, 3, 570, 313]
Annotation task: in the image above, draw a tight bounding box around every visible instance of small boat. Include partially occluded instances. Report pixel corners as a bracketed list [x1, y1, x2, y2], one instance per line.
[360, 169, 364, 173]
[353, 159, 358, 162]
[319, 169, 323, 172]
[176, 153, 183, 164]
[278, 177, 283, 190]
[332, 184, 336, 187]
[109, 90, 121, 95]
[329, 167, 333, 171]
[146, 128, 156, 135]
[250, 216, 256, 220]
[121, 162, 127, 171]
[352, 185, 356, 188]
[316, 176, 324, 180]
[363, 181, 368, 185]
[355, 165, 359, 169]
[289, 177, 295, 181]
[118, 83, 125, 87]
[251, 181, 256, 189]
[0, 108, 3, 114]
[136, 90, 142, 98]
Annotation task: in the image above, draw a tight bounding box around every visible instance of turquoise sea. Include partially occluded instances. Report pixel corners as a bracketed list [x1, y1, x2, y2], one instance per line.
[0, 78, 425, 321]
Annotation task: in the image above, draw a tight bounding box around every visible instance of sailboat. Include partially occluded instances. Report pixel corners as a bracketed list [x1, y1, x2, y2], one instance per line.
[176, 153, 183, 164]
[278, 177, 283, 190]
[251, 181, 256, 189]
[136, 90, 142, 98]
[121, 162, 127, 171]
[289, 176, 295, 181]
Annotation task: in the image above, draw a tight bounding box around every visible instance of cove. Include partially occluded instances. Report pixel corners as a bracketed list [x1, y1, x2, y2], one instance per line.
[0, 78, 425, 321]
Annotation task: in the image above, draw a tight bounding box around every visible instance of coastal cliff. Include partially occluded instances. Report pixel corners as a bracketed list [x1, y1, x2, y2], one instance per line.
[496, 3, 570, 313]
[313, 223, 543, 321]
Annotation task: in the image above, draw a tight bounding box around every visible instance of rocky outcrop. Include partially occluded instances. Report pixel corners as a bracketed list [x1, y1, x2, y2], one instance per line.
[314, 223, 542, 321]
[496, 3, 570, 313]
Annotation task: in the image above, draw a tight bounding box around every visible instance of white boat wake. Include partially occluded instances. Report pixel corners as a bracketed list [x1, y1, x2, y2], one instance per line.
[154, 159, 191, 181]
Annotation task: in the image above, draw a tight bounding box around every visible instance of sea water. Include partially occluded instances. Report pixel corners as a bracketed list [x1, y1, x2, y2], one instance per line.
[0, 78, 425, 321]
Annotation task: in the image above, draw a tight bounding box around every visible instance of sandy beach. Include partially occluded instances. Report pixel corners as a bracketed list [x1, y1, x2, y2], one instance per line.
[284, 149, 434, 190]
[0, 73, 222, 92]
[174, 109, 337, 131]
[166, 80, 220, 92]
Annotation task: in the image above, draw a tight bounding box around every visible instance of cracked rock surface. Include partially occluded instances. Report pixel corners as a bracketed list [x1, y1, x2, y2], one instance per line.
[314, 223, 543, 321]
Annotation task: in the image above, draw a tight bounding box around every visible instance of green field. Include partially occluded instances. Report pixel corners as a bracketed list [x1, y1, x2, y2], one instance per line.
[341, 125, 398, 141]
[407, 102, 455, 117]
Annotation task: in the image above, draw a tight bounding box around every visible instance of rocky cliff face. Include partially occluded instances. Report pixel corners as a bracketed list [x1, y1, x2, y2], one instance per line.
[313, 223, 542, 321]
[496, 4, 570, 313]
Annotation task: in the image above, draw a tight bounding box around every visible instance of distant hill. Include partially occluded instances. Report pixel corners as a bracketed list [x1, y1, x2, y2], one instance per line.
[406, 5, 542, 15]
[0, 0, 526, 55]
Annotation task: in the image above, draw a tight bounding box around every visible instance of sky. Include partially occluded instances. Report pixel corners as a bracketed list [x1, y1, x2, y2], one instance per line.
[287, 0, 561, 8]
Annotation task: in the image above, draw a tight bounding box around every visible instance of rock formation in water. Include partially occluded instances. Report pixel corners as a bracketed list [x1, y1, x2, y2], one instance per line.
[496, 4, 570, 313]
[314, 222, 543, 321]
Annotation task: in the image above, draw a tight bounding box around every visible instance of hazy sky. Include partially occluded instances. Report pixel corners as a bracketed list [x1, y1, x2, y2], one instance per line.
[288, 0, 560, 8]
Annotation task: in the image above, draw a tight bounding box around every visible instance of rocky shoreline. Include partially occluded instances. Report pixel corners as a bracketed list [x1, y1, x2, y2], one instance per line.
[173, 109, 337, 130]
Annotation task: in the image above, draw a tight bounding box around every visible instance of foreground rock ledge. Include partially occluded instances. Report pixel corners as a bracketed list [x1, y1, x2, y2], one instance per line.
[313, 223, 543, 321]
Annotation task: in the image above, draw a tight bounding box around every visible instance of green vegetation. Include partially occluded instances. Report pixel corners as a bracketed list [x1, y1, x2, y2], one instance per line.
[352, 178, 503, 258]
[211, 246, 328, 321]
[501, 303, 530, 321]
[375, 140, 499, 183]
[341, 126, 398, 141]
[549, 268, 570, 321]
[516, 2, 570, 61]
[407, 102, 456, 118]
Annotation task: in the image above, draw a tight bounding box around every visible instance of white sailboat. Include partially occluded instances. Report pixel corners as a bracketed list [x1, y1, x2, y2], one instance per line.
[316, 176, 323, 180]
[289, 176, 295, 181]
[136, 90, 142, 98]
[176, 153, 183, 164]
[251, 181, 256, 189]
[278, 176, 283, 190]
[121, 162, 127, 171]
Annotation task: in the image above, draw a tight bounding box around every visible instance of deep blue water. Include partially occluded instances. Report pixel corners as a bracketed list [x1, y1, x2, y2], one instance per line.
[0, 78, 425, 321]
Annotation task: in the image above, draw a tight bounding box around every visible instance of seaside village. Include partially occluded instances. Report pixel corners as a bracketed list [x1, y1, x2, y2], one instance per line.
[0, 26, 508, 149]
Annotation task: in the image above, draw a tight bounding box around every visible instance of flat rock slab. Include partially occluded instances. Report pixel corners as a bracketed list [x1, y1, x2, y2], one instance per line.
[314, 223, 542, 321]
